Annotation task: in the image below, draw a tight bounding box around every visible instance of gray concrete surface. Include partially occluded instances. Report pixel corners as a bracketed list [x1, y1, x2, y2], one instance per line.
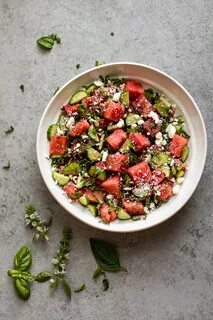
[0, 0, 212, 319]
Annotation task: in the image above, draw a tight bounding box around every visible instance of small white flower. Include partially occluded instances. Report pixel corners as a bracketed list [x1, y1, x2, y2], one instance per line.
[30, 213, 35, 219]
[49, 278, 55, 284]
[35, 233, 40, 239]
[25, 219, 31, 225]
[52, 258, 59, 265]
[37, 226, 42, 232]
[32, 221, 37, 227]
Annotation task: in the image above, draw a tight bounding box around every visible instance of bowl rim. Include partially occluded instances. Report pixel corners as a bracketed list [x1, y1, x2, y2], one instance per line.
[36, 62, 207, 233]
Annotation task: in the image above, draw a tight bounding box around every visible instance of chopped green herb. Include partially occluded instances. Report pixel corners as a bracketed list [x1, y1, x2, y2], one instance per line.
[20, 85, 24, 92]
[3, 161, 10, 169]
[74, 284, 86, 293]
[93, 265, 104, 279]
[103, 278, 109, 291]
[76, 64, 81, 69]
[5, 126, 14, 134]
[110, 32, 114, 36]
[37, 34, 61, 50]
[95, 60, 105, 66]
[53, 87, 59, 96]
[49, 34, 61, 44]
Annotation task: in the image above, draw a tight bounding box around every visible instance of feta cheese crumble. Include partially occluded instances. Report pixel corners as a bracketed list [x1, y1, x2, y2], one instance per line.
[94, 80, 104, 87]
[148, 111, 159, 124]
[166, 124, 176, 138]
[112, 92, 121, 101]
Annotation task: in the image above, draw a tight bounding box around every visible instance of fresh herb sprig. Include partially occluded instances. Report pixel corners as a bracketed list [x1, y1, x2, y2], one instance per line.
[25, 205, 52, 241]
[7, 245, 51, 300]
[74, 283, 86, 293]
[50, 227, 72, 299]
[95, 60, 105, 66]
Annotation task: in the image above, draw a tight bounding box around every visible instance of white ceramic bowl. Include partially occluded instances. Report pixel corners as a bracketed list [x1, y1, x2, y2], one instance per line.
[36, 63, 207, 233]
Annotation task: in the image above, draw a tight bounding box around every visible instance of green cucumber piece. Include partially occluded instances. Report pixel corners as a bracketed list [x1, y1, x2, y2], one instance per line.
[161, 164, 170, 178]
[59, 115, 68, 131]
[176, 170, 185, 178]
[52, 172, 69, 186]
[181, 145, 189, 162]
[120, 91, 129, 106]
[120, 139, 132, 153]
[70, 90, 88, 104]
[87, 147, 101, 162]
[125, 113, 141, 126]
[155, 96, 170, 117]
[79, 195, 89, 206]
[97, 170, 107, 181]
[47, 124, 57, 141]
[118, 208, 131, 220]
[63, 162, 80, 175]
[76, 175, 84, 189]
[88, 124, 99, 142]
[86, 84, 97, 94]
[87, 204, 98, 217]
[88, 166, 107, 181]
[171, 165, 177, 176]
[151, 152, 170, 167]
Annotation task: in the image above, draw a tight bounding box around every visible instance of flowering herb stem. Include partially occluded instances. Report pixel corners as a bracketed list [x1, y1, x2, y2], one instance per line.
[25, 205, 52, 241]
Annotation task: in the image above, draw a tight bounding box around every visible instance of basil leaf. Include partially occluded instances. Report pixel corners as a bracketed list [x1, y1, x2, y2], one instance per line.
[14, 278, 30, 300]
[37, 37, 54, 50]
[74, 284, 86, 293]
[35, 271, 52, 282]
[14, 245, 32, 271]
[90, 239, 126, 272]
[7, 270, 34, 282]
[61, 279, 71, 299]
[92, 265, 104, 279]
[103, 278, 109, 291]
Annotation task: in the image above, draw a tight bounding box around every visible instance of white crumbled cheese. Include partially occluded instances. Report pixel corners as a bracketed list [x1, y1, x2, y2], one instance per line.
[84, 173, 90, 178]
[147, 132, 150, 136]
[161, 140, 167, 146]
[137, 119, 144, 125]
[94, 80, 104, 87]
[82, 135, 88, 139]
[45, 155, 50, 160]
[148, 111, 159, 124]
[56, 127, 64, 136]
[173, 184, 180, 194]
[149, 202, 155, 210]
[112, 92, 121, 101]
[170, 159, 174, 167]
[131, 123, 137, 128]
[156, 132, 162, 139]
[75, 143, 80, 148]
[123, 187, 132, 191]
[116, 119, 124, 128]
[101, 150, 108, 162]
[171, 177, 176, 183]
[106, 194, 113, 200]
[144, 206, 150, 214]
[155, 131, 163, 146]
[177, 177, 184, 184]
[66, 116, 75, 130]
[166, 124, 176, 138]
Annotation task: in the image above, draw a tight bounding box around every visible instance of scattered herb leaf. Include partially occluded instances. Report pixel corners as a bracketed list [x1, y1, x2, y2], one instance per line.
[61, 278, 72, 299]
[53, 87, 59, 96]
[5, 126, 14, 134]
[13, 245, 32, 271]
[76, 64, 81, 69]
[90, 239, 126, 272]
[3, 161, 10, 169]
[20, 85, 24, 92]
[34, 271, 51, 282]
[110, 32, 114, 36]
[103, 278, 109, 291]
[95, 60, 105, 67]
[74, 283, 86, 293]
[37, 34, 61, 50]
[25, 205, 52, 241]
[49, 34, 61, 44]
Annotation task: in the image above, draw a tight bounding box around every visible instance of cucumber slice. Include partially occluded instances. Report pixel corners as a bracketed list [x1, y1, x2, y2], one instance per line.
[86, 84, 97, 94]
[88, 124, 99, 142]
[120, 91, 129, 107]
[120, 139, 132, 153]
[118, 208, 131, 220]
[87, 204, 98, 217]
[181, 145, 189, 162]
[59, 115, 69, 131]
[79, 195, 89, 206]
[151, 152, 170, 167]
[125, 114, 141, 126]
[155, 96, 170, 117]
[52, 172, 69, 186]
[97, 170, 107, 181]
[88, 166, 107, 181]
[161, 164, 170, 178]
[70, 90, 88, 104]
[47, 124, 57, 141]
[176, 170, 185, 178]
[63, 162, 80, 175]
[76, 175, 84, 189]
[87, 147, 101, 162]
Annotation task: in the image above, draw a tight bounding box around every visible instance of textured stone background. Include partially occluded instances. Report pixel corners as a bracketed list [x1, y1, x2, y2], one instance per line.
[0, 0, 212, 319]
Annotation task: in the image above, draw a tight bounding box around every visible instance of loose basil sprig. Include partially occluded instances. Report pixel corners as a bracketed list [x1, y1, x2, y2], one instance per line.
[25, 205, 52, 241]
[74, 284, 86, 293]
[37, 34, 61, 50]
[90, 239, 127, 273]
[50, 227, 72, 299]
[7, 245, 51, 300]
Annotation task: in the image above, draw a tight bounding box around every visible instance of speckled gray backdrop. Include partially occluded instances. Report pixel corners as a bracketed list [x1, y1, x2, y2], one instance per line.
[0, 0, 212, 319]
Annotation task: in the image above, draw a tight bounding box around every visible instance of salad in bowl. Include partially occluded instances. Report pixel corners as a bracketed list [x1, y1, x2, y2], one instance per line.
[47, 76, 190, 223]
